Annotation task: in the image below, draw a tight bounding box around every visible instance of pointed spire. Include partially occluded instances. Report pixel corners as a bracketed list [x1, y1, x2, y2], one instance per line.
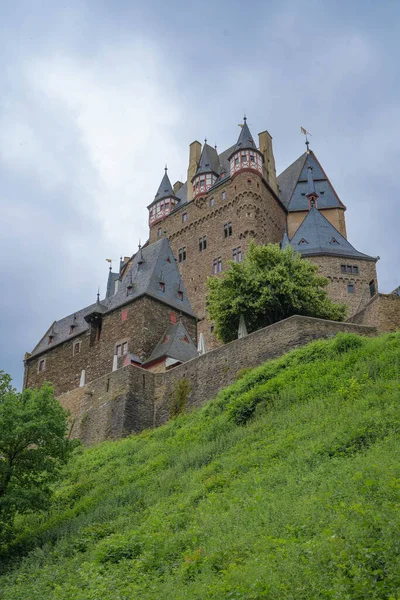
[238, 314, 248, 339]
[153, 168, 175, 202]
[281, 228, 290, 249]
[234, 117, 255, 152]
[194, 142, 220, 177]
[96, 287, 100, 304]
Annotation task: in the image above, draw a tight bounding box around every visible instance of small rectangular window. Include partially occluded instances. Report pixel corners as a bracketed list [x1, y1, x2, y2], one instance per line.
[250, 154, 255, 162]
[38, 359, 46, 372]
[157, 227, 162, 237]
[218, 257, 222, 272]
[340, 264, 346, 274]
[210, 324, 214, 333]
[233, 247, 242, 262]
[347, 265, 352, 273]
[122, 342, 128, 355]
[213, 259, 218, 274]
[224, 222, 232, 238]
[73, 341, 81, 356]
[369, 280, 376, 297]
[182, 212, 187, 223]
[116, 344, 122, 357]
[210, 197, 215, 207]
[199, 236, 207, 252]
[347, 283, 355, 294]
[353, 265, 359, 274]
[178, 247, 187, 262]
[222, 191, 226, 200]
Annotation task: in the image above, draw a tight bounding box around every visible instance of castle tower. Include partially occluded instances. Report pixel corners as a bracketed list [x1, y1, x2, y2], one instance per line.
[278, 147, 347, 239]
[192, 141, 220, 198]
[228, 117, 264, 180]
[147, 167, 179, 228]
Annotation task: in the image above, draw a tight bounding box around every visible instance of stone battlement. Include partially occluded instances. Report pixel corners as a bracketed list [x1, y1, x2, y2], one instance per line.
[59, 315, 376, 445]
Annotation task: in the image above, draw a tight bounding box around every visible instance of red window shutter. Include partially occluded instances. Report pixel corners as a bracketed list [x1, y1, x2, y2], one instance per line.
[121, 309, 128, 322]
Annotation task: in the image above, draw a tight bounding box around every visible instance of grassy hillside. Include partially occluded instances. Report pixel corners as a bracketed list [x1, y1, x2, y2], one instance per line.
[1, 332, 400, 599]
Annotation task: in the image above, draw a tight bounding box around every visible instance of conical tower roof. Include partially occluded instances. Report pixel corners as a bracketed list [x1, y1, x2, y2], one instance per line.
[193, 143, 220, 178]
[153, 169, 175, 203]
[229, 117, 258, 158]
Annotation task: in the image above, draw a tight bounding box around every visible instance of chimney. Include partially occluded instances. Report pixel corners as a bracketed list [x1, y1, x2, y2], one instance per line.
[187, 141, 202, 201]
[258, 130, 278, 196]
[173, 180, 184, 195]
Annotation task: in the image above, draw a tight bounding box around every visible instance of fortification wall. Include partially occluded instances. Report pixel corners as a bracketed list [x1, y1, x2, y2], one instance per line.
[349, 293, 400, 332]
[59, 315, 376, 445]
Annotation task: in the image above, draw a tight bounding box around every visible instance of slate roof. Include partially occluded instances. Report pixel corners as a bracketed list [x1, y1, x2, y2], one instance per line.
[287, 206, 376, 261]
[148, 169, 176, 208]
[106, 271, 120, 298]
[228, 119, 258, 158]
[194, 143, 220, 178]
[143, 320, 198, 365]
[30, 237, 195, 358]
[277, 151, 346, 212]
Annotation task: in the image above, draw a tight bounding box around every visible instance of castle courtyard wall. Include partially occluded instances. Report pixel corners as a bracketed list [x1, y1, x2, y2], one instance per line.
[59, 315, 376, 445]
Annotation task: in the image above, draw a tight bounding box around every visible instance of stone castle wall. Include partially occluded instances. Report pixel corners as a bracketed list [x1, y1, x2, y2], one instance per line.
[349, 293, 400, 332]
[149, 171, 287, 350]
[25, 296, 196, 396]
[59, 315, 376, 446]
[309, 255, 378, 317]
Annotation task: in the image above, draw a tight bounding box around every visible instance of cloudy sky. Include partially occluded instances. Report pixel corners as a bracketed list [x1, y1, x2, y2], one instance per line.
[1, 0, 399, 389]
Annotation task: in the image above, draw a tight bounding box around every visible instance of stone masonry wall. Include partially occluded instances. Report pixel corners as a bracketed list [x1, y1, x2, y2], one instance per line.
[309, 255, 378, 317]
[149, 171, 287, 351]
[349, 293, 400, 332]
[59, 315, 376, 445]
[25, 296, 196, 396]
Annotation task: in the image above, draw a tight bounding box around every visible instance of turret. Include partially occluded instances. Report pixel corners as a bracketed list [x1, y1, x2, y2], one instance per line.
[147, 167, 179, 226]
[191, 141, 220, 199]
[228, 116, 263, 179]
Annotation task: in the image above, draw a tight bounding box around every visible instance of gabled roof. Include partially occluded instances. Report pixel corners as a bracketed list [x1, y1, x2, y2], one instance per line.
[287, 206, 376, 261]
[277, 151, 346, 212]
[194, 143, 220, 178]
[144, 320, 198, 365]
[30, 238, 195, 358]
[229, 119, 258, 158]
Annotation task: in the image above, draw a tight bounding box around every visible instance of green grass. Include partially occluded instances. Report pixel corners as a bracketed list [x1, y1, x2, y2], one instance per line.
[1, 332, 400, 599]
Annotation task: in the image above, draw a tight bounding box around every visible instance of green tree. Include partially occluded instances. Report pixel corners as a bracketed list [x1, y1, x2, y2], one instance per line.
[207, 242, 347, 343]
[0, 373, 75, 542]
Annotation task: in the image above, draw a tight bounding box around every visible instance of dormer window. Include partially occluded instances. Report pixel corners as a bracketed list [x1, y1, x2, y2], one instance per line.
[48, 335, 54, 345]
[178, 291, 183, 301]
[69, 325, 75, 335]
[330, 237, 339, 245]
[299, 238, 308, 245]
[138, 262, 143, 272]
[159, 282, 165, 293]
[127, 284, 133, 296]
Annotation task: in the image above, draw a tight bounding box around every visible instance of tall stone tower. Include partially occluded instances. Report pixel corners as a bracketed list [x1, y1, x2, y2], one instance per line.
[147, 117, 287, 349]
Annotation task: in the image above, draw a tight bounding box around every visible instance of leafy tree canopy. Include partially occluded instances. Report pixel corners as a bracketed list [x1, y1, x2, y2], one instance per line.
[207, 242, 347, 343]
[0, 373, 76, 541]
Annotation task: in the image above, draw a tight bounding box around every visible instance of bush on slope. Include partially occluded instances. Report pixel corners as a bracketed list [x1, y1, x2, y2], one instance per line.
[0, 332, 400, 600]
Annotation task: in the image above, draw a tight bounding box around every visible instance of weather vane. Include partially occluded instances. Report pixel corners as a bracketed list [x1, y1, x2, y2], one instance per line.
[301, 127, 312, 153]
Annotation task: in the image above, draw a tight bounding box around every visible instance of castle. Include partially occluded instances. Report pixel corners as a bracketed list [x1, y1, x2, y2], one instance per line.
[23, 118, 400, 441]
